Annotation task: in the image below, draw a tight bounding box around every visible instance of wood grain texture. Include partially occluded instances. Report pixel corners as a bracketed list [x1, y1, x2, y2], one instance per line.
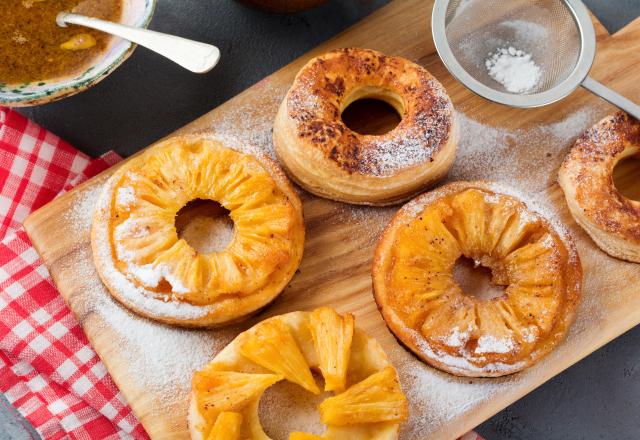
[23, 1, 640, 439]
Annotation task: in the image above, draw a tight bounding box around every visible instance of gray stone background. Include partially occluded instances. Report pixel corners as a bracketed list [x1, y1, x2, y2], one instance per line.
[5, 0, 640, 439]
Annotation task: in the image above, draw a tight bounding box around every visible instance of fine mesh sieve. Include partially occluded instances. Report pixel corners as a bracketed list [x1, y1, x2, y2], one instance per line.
[432, 0, 640, 118]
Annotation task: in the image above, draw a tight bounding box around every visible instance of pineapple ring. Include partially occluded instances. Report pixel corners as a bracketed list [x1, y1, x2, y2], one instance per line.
[188, 309, 408, 440]
[91, 136, 305, 327]
[373, 181, 582, 377]
[273, 47, 458, 206]
[559, 112, 640, 262]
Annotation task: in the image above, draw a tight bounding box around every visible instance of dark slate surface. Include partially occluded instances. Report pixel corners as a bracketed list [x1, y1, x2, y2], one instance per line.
[6, 0, 640, 439]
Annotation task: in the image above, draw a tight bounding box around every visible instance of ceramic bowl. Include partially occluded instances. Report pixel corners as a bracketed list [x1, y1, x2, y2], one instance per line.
[0, 0, 156, 107]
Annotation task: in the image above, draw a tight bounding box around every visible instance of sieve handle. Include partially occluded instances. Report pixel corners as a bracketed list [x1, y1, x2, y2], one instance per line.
[581, 76, 640, 120]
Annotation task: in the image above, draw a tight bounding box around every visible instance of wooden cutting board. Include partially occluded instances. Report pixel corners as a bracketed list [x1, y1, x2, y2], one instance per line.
[23, 1, 640, 439]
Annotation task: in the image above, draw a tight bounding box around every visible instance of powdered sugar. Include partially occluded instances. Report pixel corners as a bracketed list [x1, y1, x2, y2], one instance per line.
[116, 186, 136, 208]
[442, 326, 471, 348]
[450, 107, 600, 188]
[179, 216, 234, 255]
[202, 80, 287, 160]
[486, 46, 542, 94]
[475, 335, 515, 354]
[501, 19, 548, 43]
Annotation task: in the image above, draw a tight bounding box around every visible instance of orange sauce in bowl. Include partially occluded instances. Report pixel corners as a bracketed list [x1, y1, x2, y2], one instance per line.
[0, 0, 122, 85]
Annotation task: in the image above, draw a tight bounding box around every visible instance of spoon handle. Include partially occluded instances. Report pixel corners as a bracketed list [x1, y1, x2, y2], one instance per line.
[57, 12, 220, 73]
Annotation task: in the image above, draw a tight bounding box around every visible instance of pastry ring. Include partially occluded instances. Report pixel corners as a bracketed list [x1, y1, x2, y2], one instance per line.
[559, 112, 640, 262]
[273, 47, 458, 206]
[188, 307, 408, 439]
[91, 136, 305, 327]
[372, 181, 581, 377]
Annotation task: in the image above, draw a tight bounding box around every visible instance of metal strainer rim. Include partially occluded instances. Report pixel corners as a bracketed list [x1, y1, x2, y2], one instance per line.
[431, 0, 596, 108]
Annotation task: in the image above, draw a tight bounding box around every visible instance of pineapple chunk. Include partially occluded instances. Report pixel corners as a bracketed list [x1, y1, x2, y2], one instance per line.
[319, 366, 408, 425]
[309, 307, 354, 392]
[289, 433, 324, 440]
[207, 411, 242, 440]
[192, 368, 282, 414]
[60, 33, 96, 50]
[239, 320, 320, 394]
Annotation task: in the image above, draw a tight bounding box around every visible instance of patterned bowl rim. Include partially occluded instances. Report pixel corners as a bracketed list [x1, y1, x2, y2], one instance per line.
[0, 0, 157, 107]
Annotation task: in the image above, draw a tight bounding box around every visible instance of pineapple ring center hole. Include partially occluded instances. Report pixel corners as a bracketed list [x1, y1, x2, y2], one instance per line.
[258, 372, 330, 439]
[613, 154, 640, 201]
[175, 199, 234, 254]
[341, 98, 402, 135]
[453, 256, 506, 301]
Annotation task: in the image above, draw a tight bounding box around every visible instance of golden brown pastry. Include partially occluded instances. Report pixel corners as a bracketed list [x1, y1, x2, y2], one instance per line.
[372, 181, 582, 377]
[188, 308, 408, 439]
[273, 47, 458, 206]
[91, 136, 304, 327]
[559, 112, 640, 262]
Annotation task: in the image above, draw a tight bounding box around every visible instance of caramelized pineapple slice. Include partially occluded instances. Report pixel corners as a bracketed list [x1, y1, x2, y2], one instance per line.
[309, 307, 354, 392]
[207, 412, 242, 440]
[239, 320, 320, 394]
[319, 366, 408, 425]
[449, 189, 487, 258]
[289, 433, 324, 440]
[192, 368, 282, 414]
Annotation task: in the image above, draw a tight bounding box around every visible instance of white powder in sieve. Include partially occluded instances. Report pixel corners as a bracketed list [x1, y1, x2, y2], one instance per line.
[485, 46, 542, 94]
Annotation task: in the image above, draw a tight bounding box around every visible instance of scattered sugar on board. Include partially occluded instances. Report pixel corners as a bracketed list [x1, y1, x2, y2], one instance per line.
[64, 183, 106, 235]
[202, 79, 288, 160]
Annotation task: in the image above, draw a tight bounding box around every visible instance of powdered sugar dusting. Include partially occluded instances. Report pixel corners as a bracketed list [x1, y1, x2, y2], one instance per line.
[201, 80, 287, 160]
[475, 335, 515, 354]
[442, 326, 471, 348]
[179, 216, 234, 255]
[450, 107, 600, 189]
[116, 186, 135, 208]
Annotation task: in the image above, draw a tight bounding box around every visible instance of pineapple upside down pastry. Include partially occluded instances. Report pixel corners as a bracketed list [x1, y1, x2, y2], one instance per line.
[91, 136, 305, 327]
[559, 112, 640, 263]
[273, 47, 458, 206]
[189, 307, 408, 440]
[372, 181, 582, 377]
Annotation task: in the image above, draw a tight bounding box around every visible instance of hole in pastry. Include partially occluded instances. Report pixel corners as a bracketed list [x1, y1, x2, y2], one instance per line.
[175, 199, 234, 254]
[613, 155, 640, 201]
[258, 373, 330, 439]
[453, 256, 506, 301]
[341, 98, 401, 135]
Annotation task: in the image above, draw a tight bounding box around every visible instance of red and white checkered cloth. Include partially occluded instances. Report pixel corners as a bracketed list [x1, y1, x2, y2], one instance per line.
[0, 106, 484, 440]
[0, 107, 149, 440]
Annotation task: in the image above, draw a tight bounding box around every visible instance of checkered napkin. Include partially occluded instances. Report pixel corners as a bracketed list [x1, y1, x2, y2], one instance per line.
[0, 107, 149, 440]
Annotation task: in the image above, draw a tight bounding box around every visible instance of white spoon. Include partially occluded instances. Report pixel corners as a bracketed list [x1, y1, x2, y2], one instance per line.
[56, 12, 220, 73]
